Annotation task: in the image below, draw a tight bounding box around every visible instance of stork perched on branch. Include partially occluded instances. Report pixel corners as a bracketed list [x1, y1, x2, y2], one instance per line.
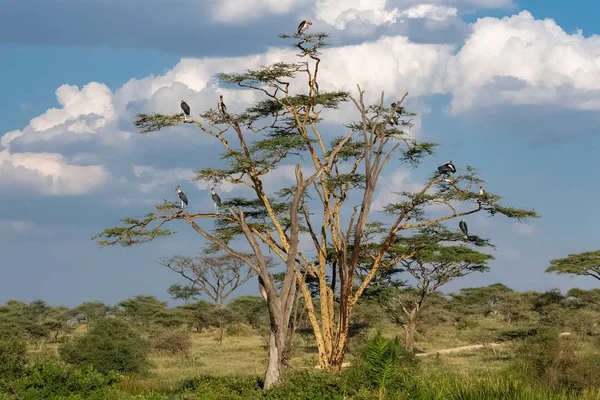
[210, 187, 222, 213]
[459, 220, 468, 238]
[180, 101, 190, 121]
[437, 160, 456, 176]
[218, 95, 228, 118]
[298, 20, 312, 34]
[176, 185, 188, 209]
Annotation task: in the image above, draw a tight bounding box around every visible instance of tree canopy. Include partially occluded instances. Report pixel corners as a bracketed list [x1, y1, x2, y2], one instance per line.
[547, 250, 600, 281]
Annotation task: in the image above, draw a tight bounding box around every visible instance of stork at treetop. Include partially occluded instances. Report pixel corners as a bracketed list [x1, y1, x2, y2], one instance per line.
[459, 220, 468, 238]
[181, 101, 190, 121]
[218, 95, 227, 117]
[210, 187, 222, 213]
[479, 186, 486, 196]
[176, 185, 188, 209]
[437, 160, 456, 175]
[298, 20, 312, 34]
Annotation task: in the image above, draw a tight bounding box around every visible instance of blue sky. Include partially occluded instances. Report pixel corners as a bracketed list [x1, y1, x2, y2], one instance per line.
[1, 0, 599, 307]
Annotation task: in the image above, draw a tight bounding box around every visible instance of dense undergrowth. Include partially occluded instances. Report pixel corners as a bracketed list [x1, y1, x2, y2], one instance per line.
[3, 330, 600, 399]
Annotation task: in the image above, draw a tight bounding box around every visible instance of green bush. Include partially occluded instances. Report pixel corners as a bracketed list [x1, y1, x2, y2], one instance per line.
[343, 331, 419, 399]
[0, 338, 27, 377]
[59, 318, 150, 374]
[153, 330, 191, 355]
[0, 362, 120, 399]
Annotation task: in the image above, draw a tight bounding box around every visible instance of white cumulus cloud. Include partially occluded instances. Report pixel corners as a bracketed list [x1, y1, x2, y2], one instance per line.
[445, 11, 600, 113]
[0, 150, 110, 196]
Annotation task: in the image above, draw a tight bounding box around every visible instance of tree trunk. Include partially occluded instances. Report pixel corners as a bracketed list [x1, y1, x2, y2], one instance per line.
[403, 318, 417, 351]
[264, 330, 282, 389]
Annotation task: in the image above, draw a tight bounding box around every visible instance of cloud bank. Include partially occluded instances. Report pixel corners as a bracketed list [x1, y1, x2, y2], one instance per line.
[2, 10, 599, 200]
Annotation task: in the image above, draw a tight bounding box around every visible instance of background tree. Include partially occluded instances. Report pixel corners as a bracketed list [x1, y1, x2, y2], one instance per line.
[546, 250, 600, 282]
[167, 284, 201, 305]
[450, 283, 515, 318]
[94, 29, 538, 384]
[159, 253, 260, 344]
[73, 301, 112, 323]
[381, 233, 494, 350]
[117, 295, 167, 328]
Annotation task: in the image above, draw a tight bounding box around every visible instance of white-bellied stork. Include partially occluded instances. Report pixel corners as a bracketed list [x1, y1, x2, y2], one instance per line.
[298, 20, 312, 34]
[181, 101, 190, 121]
[210, 187, 222, 213]
[479, 186, 486, 196]
[176, 185, 188, 209]
[218, 95, 227, 117]
[459, 220, 468, 237]
[437, 160, 456, 175]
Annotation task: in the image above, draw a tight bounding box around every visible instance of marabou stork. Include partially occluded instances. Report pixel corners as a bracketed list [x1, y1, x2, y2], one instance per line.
[181, 101, 191, 121]
[298, 20, 312, 34]
[459, 220, 468, 238]
[390, 102, 399, 125]
[176, 185, 188, 209]
[218, 95, 227, 117]
[437, 160, 456, 175]
[477, 185, 486, 206]
[210, 187, 222, 213]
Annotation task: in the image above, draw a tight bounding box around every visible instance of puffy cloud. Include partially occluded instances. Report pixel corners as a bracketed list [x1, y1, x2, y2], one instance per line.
[2, 83, 115, 148]
[0, 150, 110, 196]
[372, 169, 424, 211]
[7, 9, 600, 199]
[213, 0, 311, 23]
[445, 11, 600, 113]
[399, 4, 457, 21]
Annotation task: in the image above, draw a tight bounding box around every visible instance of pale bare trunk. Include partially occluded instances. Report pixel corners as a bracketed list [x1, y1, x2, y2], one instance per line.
[264, 331, 281, 389]
[404, 318, 417, 351]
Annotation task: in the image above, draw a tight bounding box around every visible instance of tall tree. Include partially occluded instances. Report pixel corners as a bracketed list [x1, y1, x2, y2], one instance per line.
[93, 30, 538, 385]
[546, 250, 600, 282]
[160, 253, 259, 343]
[160, 254, 258, 307]
[382, 232, 494, 350]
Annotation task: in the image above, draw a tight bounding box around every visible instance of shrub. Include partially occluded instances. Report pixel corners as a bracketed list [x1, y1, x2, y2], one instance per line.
[153, 330, 191, 355]
[343, 331, 419, 399]
[0, 362, 120, 399]
[59, 317, 150, 374]
[0, 338, 27, 377]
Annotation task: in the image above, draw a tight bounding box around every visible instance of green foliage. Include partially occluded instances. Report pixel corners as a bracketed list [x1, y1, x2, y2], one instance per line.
[59, 318, 150, 375]
[92, 211, 176, 247]
[228, 296, 269, 329]
[134, 113, 184, 133]
[345, 331, 419, 399]
[118, 295, 168, 327]
[167, 284, 201, 304]
[0, 362, 120, 399]
[547, 250, 600, 281]
[0, 338, 27, 377]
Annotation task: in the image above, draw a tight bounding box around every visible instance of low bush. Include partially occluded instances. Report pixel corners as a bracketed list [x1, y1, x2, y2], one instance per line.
[0, 362, 120, 399]
[0, 338, 27, 377]
[153, 330, 191, 355]
[59, 317, 150, 374]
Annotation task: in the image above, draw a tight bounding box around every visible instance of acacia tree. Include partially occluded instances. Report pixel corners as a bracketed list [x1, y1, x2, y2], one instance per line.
[159, 253, 259, 344]
[167, 284, 201, 304]
[94, 30, 538, 385]
[546, 250, 600, 282]
[382, 233, 493, 350]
